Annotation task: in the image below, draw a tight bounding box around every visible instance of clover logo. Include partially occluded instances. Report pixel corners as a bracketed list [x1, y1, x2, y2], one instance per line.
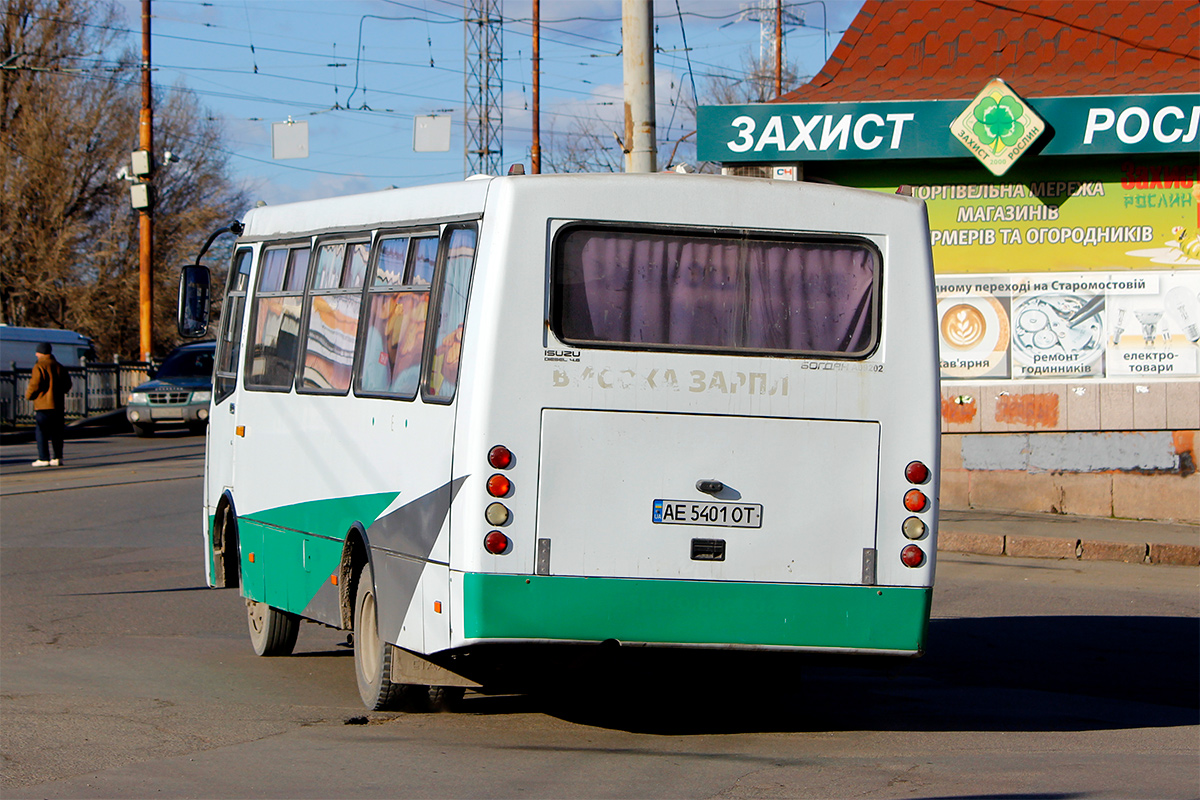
[973, 95, 1026, 153]
[950, 79, 1045, 176]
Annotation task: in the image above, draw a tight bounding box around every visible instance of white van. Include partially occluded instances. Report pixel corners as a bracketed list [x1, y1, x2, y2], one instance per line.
[0, 326, 95, 369]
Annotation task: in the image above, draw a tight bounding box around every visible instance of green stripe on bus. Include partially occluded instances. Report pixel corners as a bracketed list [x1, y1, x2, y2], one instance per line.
[239, 519, 348, 615]
[462, 573, 931, 652]
[235, 492, 398, 615]
[243, 491, 398, 535]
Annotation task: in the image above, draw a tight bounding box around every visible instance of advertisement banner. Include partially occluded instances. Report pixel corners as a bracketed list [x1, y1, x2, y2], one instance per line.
[935, 270, 1200, 380]
[909, 161, 1199, 274]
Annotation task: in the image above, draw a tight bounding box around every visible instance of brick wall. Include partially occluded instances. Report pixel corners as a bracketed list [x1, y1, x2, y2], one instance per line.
[940, 380, 1199, 523]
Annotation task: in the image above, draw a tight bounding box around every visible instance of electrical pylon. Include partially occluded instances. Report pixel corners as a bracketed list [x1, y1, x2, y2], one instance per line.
[464, 0, 503, 177]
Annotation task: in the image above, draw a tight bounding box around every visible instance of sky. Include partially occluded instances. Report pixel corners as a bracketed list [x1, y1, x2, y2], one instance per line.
[115, 0, 864, 205]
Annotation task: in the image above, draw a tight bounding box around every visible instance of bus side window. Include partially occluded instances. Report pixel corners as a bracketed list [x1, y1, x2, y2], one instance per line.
[246, 246, 309, 391]
[356, 235, 430, 399]
[214, 248, 253, 403]
[299, 239, 368, 393]
[423, 225, 477, 404]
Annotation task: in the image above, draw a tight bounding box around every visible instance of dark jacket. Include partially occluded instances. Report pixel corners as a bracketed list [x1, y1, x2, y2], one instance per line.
[26, 354, 72, 411]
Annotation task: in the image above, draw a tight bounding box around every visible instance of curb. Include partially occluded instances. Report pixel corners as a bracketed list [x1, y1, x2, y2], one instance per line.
[938, 530, 1200, 567]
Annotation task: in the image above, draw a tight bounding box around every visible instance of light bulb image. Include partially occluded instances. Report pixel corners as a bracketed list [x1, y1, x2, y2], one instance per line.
[1110, 308, 1126, 345]
[1134, 309, 1162, 346]
[1164, 285, 1200, 343]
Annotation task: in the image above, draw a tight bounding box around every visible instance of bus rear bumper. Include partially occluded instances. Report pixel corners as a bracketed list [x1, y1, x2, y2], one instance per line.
[461, 573, 931, 655]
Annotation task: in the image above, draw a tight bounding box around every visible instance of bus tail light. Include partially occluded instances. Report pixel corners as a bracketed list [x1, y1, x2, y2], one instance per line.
[484, 531, 510, 555]
[902, 516, 927, 540]
[488, 445, 513, 469]
[903, 489, 928, 512]
[485, 502, 510, 526]
[905, 460, 930, 484]
[900, 544, 925, 568]
[486, 474, 512, 497]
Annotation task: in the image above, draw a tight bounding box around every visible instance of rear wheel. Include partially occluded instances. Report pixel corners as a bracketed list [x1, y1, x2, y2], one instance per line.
[353, 561, 406, 710]
[246, 599, 299, 656]
[424, 685, 466, 712]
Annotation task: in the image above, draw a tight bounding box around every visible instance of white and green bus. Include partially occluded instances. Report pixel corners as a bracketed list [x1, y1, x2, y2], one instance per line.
[178, 172, 940, 710]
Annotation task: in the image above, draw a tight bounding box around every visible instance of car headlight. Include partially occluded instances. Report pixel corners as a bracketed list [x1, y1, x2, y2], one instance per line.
[191, 391, 212, 403]
[128, 392, 149, 404]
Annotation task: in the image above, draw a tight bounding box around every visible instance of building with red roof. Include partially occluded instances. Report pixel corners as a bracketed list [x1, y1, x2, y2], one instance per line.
[697, 1, 1199, 524]
[786, 0, 1197, 102]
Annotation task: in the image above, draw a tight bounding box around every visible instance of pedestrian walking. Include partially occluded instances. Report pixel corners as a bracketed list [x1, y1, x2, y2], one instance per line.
[26, 342, 72, 467]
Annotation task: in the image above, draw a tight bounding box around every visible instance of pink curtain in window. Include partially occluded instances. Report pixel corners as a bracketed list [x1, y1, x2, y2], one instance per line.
[560, 231, 876, 355]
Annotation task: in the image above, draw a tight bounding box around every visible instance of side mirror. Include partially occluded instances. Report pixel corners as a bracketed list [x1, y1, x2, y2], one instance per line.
[177, 264, 212, 339]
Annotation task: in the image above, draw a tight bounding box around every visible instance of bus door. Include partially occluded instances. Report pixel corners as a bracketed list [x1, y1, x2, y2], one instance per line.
[419, 222, 478, 518]
[206, 247, 253, 587]
[366, 224, 478, 655]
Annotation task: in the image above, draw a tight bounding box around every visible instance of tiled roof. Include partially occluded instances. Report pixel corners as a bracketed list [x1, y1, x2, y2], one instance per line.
[781, 0, 1200, 102]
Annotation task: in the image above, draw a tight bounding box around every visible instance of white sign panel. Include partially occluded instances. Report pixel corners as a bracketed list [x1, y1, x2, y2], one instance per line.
[272, 120, 309, 160]
[413, 115, 452, 153]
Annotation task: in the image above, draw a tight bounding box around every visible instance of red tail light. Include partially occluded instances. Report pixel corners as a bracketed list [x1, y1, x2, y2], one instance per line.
[905, 461, 930, 484]
[484, 531, 510, 555]
[900, 544, 925, 568]
[486, 474, 512, 497]
[903, 489, 928, 512]
[488, 445, 513, 469]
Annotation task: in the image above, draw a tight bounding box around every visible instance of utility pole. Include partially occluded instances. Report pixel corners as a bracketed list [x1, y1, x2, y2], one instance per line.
[138, 0, 154, 362]
[621, 0, 656, 173]
[531, 0, 540, 174]
[774, 0, 782, 99]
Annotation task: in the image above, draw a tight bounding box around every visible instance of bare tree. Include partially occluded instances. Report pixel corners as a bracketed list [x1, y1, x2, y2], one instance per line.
[540, 116, 625, 174]
[703, 51, 804, 106]
[1, 0, 247, 359]
[1, 0, 135, 332]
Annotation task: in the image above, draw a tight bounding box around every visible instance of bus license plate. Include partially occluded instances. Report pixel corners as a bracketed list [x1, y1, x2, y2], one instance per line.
[652, 500, 762, 529]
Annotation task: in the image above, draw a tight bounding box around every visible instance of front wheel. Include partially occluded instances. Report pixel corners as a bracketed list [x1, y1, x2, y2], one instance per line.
[353, 561, 406, 710]
[246, 599, 299, 656]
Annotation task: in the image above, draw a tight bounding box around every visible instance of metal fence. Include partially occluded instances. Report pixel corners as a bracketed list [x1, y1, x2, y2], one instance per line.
[0, 362, 153, 427]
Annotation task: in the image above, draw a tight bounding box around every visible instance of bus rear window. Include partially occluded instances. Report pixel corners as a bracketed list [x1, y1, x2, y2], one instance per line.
[552, 226, 879, 358]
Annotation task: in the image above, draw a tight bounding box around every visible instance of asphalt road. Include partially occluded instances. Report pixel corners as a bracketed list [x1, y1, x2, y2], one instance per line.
[1, 432, 1197, 799]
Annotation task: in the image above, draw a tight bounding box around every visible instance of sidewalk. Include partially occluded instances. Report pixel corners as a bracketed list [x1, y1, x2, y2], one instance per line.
[0, 409, 130, 445]
[938, 508, 1200, 566]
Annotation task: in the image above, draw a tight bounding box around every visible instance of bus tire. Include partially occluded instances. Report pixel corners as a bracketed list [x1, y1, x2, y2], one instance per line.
[424, 685, 465, 712]
[246, 599, 299, 656]
[353, 561, 405, 710]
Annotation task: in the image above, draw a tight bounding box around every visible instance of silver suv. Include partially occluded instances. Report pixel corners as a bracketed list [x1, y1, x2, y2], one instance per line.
[126, 342, 215, 437]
